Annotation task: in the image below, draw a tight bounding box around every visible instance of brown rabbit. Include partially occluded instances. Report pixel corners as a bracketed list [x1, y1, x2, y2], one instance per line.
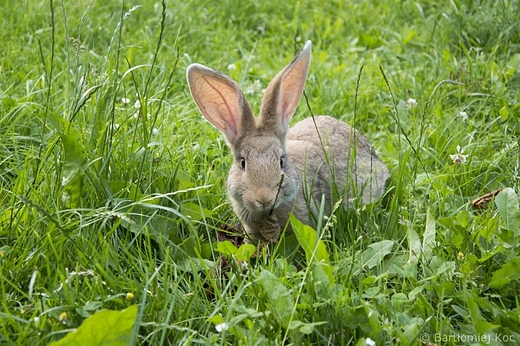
[187, 41, 389, 242]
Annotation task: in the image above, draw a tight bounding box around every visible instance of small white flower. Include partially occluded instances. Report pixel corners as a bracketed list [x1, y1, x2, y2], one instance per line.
[215, 322, 229, 332]
[406, 98, 418, 109]
[61, 191, 70, 204]
[366, 337, 376, 346]
[121, 97, 131, 104]
[239, 260, 248, 272]
[246, 79, 262, 95]
[449, 145, 469, 164]
[227, 63, 236, 71]
[111, 123, 120, 131]
[152, 128, 159, 136]
[134, 99, 141, 109]
[459, 111, 468, 120]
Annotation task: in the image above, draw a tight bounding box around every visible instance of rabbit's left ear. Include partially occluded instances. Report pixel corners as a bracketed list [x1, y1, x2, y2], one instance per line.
[187, 64, 256, 145]
[259, 40, 311, 138]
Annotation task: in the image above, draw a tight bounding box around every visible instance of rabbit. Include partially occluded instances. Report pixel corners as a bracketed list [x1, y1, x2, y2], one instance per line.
[186, 40, 390, 243]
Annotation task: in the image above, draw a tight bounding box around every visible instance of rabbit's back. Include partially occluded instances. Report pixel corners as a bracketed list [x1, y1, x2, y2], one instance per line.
[287, 115, 389, 212]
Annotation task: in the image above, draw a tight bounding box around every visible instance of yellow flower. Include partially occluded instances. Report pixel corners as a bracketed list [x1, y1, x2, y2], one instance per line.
[58, 312, 67, 322]
[126, 292, 134, 301]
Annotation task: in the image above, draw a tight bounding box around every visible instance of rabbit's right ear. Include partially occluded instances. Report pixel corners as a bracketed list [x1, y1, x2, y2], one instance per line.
[259, 41, 311, 139]
[187, 64, 255, 144]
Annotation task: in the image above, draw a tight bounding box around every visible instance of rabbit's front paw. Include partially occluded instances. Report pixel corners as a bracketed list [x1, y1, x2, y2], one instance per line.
[258, 214, 281, 243]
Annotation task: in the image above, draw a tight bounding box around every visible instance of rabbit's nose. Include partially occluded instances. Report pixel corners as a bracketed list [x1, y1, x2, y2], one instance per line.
[255, 198, 273, 209]
[254, 191, 275, 210]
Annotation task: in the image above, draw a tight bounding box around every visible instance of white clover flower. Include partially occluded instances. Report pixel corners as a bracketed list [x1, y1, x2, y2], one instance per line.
[227, 63, 236, 71]
[449, 145, 469, 164]
[246, 79, 262, 95]
[215, 322, 229, 332]
[366, 337, 376, 346]
[61, 191, 71, 204]
[406, 98, 418, 109]
[121, 97, 131, 104]
[459, 111, 468, 120]
[240, 260, 248, 272]
[134, 99, 141, 109]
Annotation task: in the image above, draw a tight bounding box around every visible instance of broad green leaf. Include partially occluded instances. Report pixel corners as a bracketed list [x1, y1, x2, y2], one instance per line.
[51, 306, 138, 346]
[495, 188, 520, 236]
[404, 227, 421, 279]
[391, 293, 408, 303]
[48, 112, 86, 187]
[361, 240, 394, 269]
[289, 214, 334, 283]
[83, 301, 103, 311]
[422, 209, 436, 262]
[208, 315, 225, 325]
[402, 28, 416, 44]
[61, 132, 86, 186]
[1, 97, 16, 109]
[176, 258, 216, 274]
[76, 300, 103, 318]
[488, 258, 520, 289]
[74, 85, 101, 115]
[229, 305, 266, 325]
[407, 227, 421, 266]
[408, 284, 426, 301]
[235, 243, 256, 261]
[180, 202, 214, 221]
[401, 321, 420, 344]
[477, 244, 506, 263]
[433, 259, 456, 280]
[465, 291, 498, 335]
[257, 270, 293, 325]
[499, 106, 509, 120]
[288, 320, 327, 334]
[215, 241, 238, 258]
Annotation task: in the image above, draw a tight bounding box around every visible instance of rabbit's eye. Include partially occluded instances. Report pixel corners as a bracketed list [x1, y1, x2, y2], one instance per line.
[279, 156, 284, 169]
[240, 158, 246, 170]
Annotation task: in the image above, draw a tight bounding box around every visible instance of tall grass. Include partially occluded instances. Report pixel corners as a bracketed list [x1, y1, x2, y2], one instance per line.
[1, 0, 519, 344]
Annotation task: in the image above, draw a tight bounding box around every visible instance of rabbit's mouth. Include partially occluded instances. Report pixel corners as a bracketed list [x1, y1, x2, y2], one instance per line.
[239, 186, 280, 214]
[246, 196, 278, 213]
[250, 172, 287, 212]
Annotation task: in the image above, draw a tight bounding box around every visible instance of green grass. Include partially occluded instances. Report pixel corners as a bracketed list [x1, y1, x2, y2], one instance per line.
[1, 0, 519, 344]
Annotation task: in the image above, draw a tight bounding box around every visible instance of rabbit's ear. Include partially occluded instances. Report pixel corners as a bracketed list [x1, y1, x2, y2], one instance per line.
[187, 64, 255, 144]
[259, 40, 311, 138]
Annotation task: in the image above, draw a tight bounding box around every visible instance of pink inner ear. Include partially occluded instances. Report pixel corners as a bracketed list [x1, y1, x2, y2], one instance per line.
[200, 75, 239, 135]
[189, 69, 242, 140]
[278, 58, 309, 122]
